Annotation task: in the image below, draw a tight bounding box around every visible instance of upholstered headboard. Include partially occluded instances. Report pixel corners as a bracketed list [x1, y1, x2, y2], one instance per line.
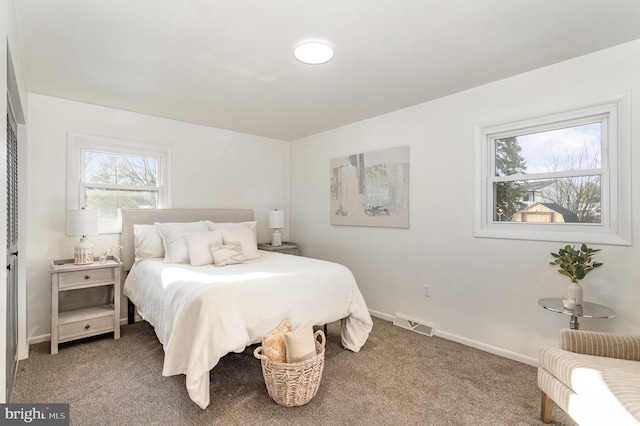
[120, 208, 254, 272]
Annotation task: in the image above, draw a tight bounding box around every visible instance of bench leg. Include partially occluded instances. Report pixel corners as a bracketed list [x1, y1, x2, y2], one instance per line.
[540, 390, 554, 423]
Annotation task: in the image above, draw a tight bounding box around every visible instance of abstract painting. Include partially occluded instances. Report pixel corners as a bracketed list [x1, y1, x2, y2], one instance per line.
[330, 146, 409, 228]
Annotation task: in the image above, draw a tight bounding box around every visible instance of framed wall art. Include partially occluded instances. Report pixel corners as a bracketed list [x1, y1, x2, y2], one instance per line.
[330, 146, 409, 228]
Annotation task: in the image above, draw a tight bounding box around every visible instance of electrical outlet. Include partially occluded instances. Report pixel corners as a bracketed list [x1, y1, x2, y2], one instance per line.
[423, 284, 430, 297]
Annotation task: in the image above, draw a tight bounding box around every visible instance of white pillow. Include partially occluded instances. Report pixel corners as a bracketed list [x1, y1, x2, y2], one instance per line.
[185, 230, 223, 266]
[206, 220, 257, 242]
[133, 224, 165, 263]
[210, 244, 246, 267]
[220, 227, 260, 260]
[155, 221, 209, 263]
[285, 322, 316, 363]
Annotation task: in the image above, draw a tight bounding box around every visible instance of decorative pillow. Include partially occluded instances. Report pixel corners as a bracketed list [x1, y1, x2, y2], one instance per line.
[133, 224, 165, 263]
[285, 322, 317, 363]
[185, 230, 223, 266]
[206, 220, 258, 242]
[262, 319, 292, 363]
[210, 244, 246, 267]
[154, 221, 209, 263]
[220, 227, 260, 260]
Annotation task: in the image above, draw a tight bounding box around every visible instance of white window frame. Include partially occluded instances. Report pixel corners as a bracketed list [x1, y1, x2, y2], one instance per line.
[474, 92, 631, 245]
[67, 132, 172, 233]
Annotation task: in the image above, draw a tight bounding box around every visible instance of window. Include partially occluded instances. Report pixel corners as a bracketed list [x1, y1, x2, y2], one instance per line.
[475, 93, 631, 245]
[67, 133, 171, 233]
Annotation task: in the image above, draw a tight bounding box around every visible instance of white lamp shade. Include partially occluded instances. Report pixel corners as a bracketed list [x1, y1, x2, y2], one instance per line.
[67, 209, 99, 237]
[268, 210, 285, 229]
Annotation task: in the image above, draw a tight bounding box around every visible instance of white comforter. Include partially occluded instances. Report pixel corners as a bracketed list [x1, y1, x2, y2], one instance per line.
[123, 251, 373, 409]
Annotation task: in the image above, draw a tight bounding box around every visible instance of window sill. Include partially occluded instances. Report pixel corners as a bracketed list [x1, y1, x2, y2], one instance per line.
[474, 223, 631, 246]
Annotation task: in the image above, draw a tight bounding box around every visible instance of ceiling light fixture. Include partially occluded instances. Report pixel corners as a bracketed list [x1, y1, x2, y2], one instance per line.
[294, 41, 334, 65]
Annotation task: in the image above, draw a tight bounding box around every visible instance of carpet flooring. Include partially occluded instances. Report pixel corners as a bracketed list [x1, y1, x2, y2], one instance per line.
[11, 317, 576, 425]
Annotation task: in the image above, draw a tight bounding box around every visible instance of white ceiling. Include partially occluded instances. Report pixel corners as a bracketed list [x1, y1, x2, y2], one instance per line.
[14, 0, 640, 141]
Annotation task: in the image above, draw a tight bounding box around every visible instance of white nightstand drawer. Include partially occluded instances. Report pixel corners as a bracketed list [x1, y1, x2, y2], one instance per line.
[58, 268, 114, 289]
[58, 307, 114, 342]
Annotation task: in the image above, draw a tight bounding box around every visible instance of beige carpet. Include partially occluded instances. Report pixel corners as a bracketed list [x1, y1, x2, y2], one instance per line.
[11, 317, 575, 425]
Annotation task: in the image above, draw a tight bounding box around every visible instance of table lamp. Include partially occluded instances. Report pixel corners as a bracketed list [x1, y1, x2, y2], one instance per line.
[67, 208, 98, 264]
[268, 210, 285, 247]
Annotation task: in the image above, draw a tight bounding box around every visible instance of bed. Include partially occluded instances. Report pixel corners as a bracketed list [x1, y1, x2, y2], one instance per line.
[120, 208, 373, 409]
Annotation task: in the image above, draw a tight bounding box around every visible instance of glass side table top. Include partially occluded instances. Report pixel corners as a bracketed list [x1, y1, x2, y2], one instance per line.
[538, 297, 615, 329]
[538, 298, 615, 318]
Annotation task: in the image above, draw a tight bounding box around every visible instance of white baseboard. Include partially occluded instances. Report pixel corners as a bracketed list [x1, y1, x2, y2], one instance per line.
[369, 309, 394, 322]
[28, 334, 49, 345]
[434, 329, 538, 367]
[368, 309, 538, 367]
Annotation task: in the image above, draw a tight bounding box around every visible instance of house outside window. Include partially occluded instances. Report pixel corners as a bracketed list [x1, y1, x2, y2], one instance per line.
[67, 133, 171, 233]
[475, 93, 631, 245]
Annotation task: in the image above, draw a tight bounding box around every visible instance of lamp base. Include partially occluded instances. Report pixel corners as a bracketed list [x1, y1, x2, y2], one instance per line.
[271, 229, 282, 247]
[74, 237, 94, 265]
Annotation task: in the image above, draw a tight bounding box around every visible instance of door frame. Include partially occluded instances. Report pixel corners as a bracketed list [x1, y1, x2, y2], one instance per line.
[5, 97, 18, 400]
[2, 44, 27, 404]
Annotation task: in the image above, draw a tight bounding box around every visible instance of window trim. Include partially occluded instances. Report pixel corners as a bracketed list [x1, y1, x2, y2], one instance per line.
[67, 132, 172, 234]
[474, 92, 631, 245]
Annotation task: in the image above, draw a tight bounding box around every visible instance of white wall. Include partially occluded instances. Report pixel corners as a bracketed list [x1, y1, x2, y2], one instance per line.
[26, 94, 289, 342]
[290, 40, 640, 364]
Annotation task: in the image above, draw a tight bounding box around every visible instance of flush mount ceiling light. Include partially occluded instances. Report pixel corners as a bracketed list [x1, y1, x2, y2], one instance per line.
[294, 41, 334, 65]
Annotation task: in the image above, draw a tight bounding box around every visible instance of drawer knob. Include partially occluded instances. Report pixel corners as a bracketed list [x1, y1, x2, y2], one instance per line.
[84, 275, 90, 280]
[84, 324, 91, 330]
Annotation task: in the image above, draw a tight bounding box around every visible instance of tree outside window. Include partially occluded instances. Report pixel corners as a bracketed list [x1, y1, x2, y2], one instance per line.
[494, 137, 527, 221]
[67, 132, 171, 234]
[83, 151, 160, 221]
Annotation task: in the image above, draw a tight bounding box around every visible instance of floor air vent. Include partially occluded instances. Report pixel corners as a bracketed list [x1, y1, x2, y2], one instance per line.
[393, 314, 434, 337]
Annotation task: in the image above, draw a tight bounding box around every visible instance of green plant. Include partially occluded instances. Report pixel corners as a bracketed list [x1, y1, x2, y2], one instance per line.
[549, 244, 603, 283]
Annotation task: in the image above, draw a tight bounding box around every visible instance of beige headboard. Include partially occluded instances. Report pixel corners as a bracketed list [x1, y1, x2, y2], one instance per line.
[120, 208, 254, 272]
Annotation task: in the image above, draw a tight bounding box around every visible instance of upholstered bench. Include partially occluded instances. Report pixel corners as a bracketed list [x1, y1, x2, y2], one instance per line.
[538, 329, 640, 425]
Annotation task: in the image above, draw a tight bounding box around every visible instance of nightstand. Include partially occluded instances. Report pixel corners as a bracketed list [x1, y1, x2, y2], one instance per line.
[49, 256, 122, 354]
[258, 242, 300, 256]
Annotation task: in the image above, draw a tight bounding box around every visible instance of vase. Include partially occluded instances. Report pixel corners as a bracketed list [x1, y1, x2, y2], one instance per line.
[567, 281, 583, 306]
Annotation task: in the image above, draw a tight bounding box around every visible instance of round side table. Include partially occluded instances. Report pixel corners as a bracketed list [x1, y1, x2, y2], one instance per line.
[538, 298, 615, 330]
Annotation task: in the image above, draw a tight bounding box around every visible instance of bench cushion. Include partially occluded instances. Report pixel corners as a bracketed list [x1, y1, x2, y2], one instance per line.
[539, 346, 640, 423]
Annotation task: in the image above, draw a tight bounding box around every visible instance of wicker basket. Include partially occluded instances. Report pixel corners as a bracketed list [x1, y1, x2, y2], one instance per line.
[254, 329, 326, 407]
